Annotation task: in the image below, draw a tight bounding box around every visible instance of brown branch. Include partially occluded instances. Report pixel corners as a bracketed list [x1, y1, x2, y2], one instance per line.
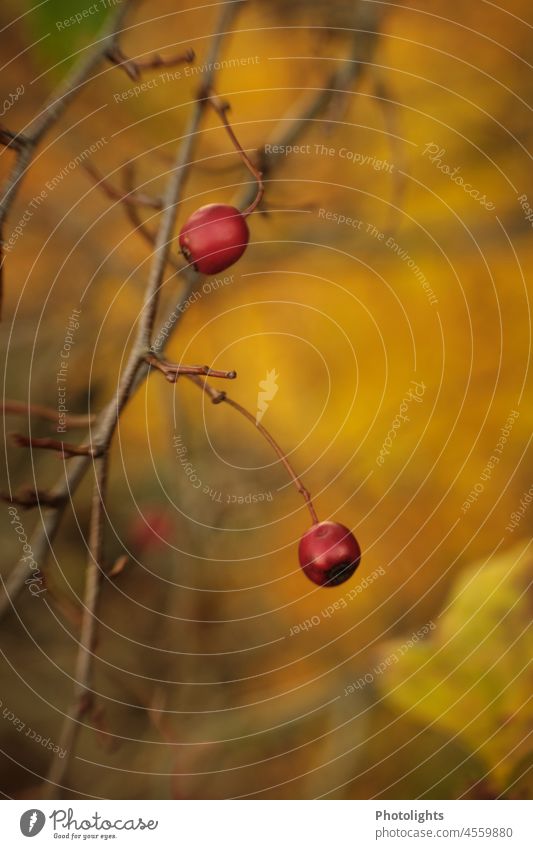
[0, 0, 137, 318]
[145, 352, 236, 383]
[42, 455, 108, 799]
[187, 376, 319, 524]
[83, 161, 163, 209]
[106, 45, 195, 82]
[0, 8, 372, 622]
[10, 433, 102, 458]
[205, 90, 264, 216]
[0, 127, 29, 151]
[2, 400, 95, 428]
[1, 487, 68, 510]
[85, 160, 186, 273]
[120, 162, 186, 271]
[253, 29, 377, 203]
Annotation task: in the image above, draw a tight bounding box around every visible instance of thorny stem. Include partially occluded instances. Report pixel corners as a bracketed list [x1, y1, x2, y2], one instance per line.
[188, 376, 319, 525]
[42, 455, 109, 799]
[206, 91, 264, 216]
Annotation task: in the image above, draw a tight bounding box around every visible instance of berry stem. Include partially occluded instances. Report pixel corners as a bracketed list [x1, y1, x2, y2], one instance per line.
[187, 375, 319, 524]
[206, 91, 264, 217]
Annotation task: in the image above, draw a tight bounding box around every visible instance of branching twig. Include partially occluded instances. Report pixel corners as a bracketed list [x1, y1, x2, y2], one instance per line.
[188, 375, 319, 524]
[2, 400, 95, 428]
[205, 90, 264, 216]
[120, 162, 168, 252]
[10, 433, 102, 458]
[106, 45, 194, 82]
[83, 161, 163, 209]
[0, 0, 137, 316]
[0, 8, 373, 622]
[1, 487, 68, 510]
[85, 160, 186, 271]
[145, 352, 236, 383]
[42, 455, 109, 799]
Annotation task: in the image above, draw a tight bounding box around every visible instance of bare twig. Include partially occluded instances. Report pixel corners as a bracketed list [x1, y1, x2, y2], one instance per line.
[1, 487, 67, 510]
[106, 45, 195, 82]
[205, 90, 264, 216]
[0, 0, 136, 316]
[119, 162, 187, 272]
[145, 352, 236, 382]
[2, 400, 95, 428]
[0, 11, 372, 621]
[254, 30, 376, 199]
[36, 3, 244, 792]
[42, 455, 108, 799]
[188, 375, 319, 524]
[83, 161, 163, 209]
[10, 433, 102, 458]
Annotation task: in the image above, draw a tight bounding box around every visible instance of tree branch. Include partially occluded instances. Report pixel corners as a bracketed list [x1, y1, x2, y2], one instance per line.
[42, 455, 108, 799]
[0, 12, 372, 621]
[106, 45, 194, 82]
[2, 400, 95, 428]
[145, 352, 236, 383]
[0, 0, 137, 316]
[10, 433, 102, 458]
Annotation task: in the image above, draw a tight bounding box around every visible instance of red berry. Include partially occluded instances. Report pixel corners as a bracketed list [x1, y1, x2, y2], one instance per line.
[129, 509, 174, 553]
[298, 521, 361, 587]
[178, 203, 249, 274]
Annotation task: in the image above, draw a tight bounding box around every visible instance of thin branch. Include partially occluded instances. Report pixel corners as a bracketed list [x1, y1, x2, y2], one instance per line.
[42, 455, 108, 799]
[2, 400, 95, 428]
[0, 127, 28, 152]
[0, 10, 372, 622]
[188, 375, 319, 524]
[85, 160, 186, 272]
[205, 90, 264, 216]
[106, 45, 195, 82]
[10, 433, 102, 458]
[0, 0, 137, 316]
[83, 161, 163, 209]
[1, 487, 67, 510]
[120, 162, 186, 272]
[145, 352, 236, 383]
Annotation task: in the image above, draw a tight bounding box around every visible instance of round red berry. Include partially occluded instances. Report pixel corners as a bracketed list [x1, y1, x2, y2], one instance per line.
[178, 203, 249, 274]
[298, 521, 361, 586]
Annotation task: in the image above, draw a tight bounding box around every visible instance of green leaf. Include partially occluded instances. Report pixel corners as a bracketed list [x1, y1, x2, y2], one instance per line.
[25, 0, 116, 73]
[376, 543, 532, 790]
